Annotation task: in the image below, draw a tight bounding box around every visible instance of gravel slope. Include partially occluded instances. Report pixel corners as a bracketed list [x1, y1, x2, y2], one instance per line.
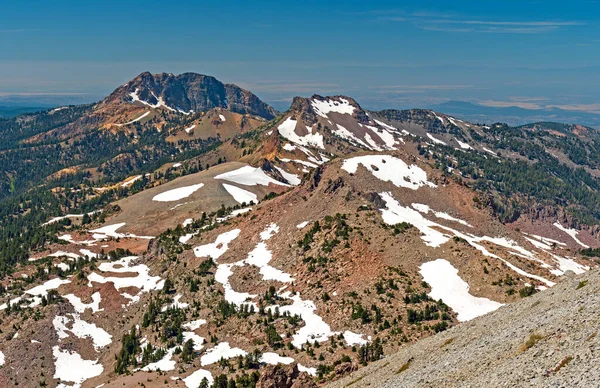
[328, 270, 600, 388]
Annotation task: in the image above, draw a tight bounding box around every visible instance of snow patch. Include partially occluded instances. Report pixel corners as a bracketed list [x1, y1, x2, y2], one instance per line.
[215, 165, 289, 187]
[200, 342, 247, 366]
[342, 155, 436, 190]
[554, 222, 589, 248]
[277, 117, 325, 149]
[152, 183, 203, 202]
[420, 259, 503, 321]
[222, 183, 257, 205]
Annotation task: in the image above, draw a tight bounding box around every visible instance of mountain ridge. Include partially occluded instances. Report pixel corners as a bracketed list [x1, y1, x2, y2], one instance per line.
[0, 74, 598, 387]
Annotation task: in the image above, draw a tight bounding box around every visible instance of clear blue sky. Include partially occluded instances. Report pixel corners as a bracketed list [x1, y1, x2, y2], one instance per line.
[0, 0, 599, 111]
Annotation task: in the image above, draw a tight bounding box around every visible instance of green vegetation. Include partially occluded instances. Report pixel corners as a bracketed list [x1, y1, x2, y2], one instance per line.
[521, 333, 543, 352]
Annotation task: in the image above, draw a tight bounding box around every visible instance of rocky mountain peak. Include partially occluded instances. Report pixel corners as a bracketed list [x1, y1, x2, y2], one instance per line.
[104, 72, 277, 119]
[289, 94, 370, 125]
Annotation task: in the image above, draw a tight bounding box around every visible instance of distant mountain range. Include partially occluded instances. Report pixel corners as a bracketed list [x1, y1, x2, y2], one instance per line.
[427, 100, 600, 128]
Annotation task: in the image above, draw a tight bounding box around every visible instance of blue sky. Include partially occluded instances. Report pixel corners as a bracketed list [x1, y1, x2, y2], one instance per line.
[0, 0, 599, 111]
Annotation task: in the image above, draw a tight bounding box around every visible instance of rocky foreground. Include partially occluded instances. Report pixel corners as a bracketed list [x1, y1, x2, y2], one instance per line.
[328, 269, 600, 388]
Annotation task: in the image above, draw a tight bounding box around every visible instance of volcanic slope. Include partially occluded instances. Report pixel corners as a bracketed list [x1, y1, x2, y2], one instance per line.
[0, 91, 598, 387]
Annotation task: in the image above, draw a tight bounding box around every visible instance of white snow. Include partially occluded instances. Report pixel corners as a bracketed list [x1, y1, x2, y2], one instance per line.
[553, 222, 589, 248]
[141, 348, 177, 371]
[87, 256, 164, 300]
[152, 183, 204, 202]
[268, 291, 336, 348]
[64, 292, 103, 313]
[333, 124, 372, 149]
[184, 124, 196, 133]
[215, 262, 257, 306]
[0, 277, 71, 310]
[298, 363, 317, 376]
[311, 98, 355, 118]
[524, 236, 553, 250]
[183, 319, 207, 331]
[200, 342, 247, 366]
[89, 223, 153, 240]
[379, 192, 555, 287]
[128, 88, 180, 113]
[419, 259, 503, 321]
[280, 158, 319, 169]
[173, 163, 182, 168]
[116, 111, 150, 126]
[179, 233, 196, 244]
[374, 119, 397, 132]
[161, 294, 189, 312]
[219, 114, 226, 121]
[524, 233, 566, 247]
[42, 211, 99, 227]
[260, 352, 295, 365]
[426, 133, 447, 145]
[277, 117, 325, 149]
[456, 139, 473, 150]
[246, 236, 294, 283]
[260, 223, 279, 240]
[342, 155, 436, 190]
[482, 147, 497, 156]
[283, 143, 296, 151]
[0, 351, 4, 366]
[274, 166, 301, 186]
[182, 331, 205, 351]
[183, 218, 193, 227]
[222, 183, 257, 204]
[432, 112, 445, 125]
[297, 221, 310, 229]
[121, 175, 142, 187]
[53, 262, 69, 271]
[53, 346, 103, 385]
[193, 229, 241, 259]
[80, 249, 99, 259]
[365, 125, 398, 149]
[215, 165, 288, 187]
[411, 203, 472, 227]
[343, 331, 368, 346]
[183, 369, 213, 388]
[50, 106, 68, 113]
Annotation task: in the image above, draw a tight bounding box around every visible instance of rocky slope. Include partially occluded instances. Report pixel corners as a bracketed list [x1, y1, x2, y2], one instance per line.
[0, 81, 599, 388]
[328, 269, 600, 388]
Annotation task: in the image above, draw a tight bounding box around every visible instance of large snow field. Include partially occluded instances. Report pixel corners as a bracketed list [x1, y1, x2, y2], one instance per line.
[419, 259, 502, 321]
